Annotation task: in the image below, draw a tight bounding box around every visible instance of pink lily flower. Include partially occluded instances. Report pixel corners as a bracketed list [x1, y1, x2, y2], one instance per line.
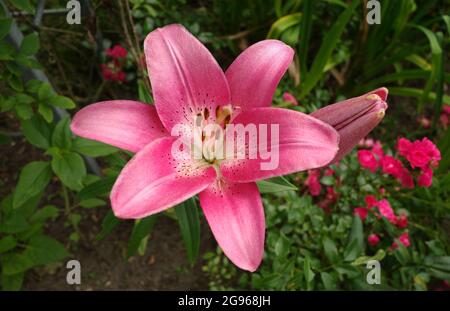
[71, 24, 386, 271]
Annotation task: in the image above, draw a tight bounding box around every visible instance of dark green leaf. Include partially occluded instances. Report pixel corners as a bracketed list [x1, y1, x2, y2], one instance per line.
[0, 236, 17, 253]
[20, 32, 40, 55]
[51, 151, 86, 190]
[96, 210, 121, 241]
[72, 137, 118, 157]
[127, 215, 158, 258]
[52, 116, 72, 149]
[175, 198, 200, 264]
[13, 161, 52, 209]
[23, 235, 69, 266]
[21, 115, 52, 149]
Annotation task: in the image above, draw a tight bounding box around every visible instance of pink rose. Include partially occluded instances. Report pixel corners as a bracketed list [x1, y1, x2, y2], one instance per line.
[399, 168, 414, 189]
[397, 138, 412, 157]
[358, 150, 378, 172]
[368, 234, 380, 246]
[418, 167, 433, 188]
[377, 199, 397, 224]
[354, 207, 368, 221]
[305, 169, 322, 196]
[380, 155, 403, 178]
[397, 213, 408, 228]
[365, 195, 377, 209]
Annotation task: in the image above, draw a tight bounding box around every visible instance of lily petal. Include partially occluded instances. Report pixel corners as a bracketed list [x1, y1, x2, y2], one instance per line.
[71, 100, 167, 153]
[199, 181, 265, 272]
[221, 107, 339, 182]
[111, 137, 216, 219]
[144, 24, 230, 132]
[225, 40, 294, 111]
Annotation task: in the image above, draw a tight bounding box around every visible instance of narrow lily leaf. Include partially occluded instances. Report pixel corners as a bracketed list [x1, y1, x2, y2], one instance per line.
[77, 176, 116, 201]
[300, 0, 359, 98]
[96, 210, 121, 241]
[257, 176, 297, 194]
[175, 198, 201, 265]
[344, 216, 364, 261]
[410, 24, 442, 113]
[267, 13, 302, 40]
[127, 215, 158, 258]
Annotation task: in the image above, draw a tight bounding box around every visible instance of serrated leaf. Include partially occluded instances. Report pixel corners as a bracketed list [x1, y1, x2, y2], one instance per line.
[21, 115, 52, 149]
[52, 116, 72, 149]
[0, 253, 33, 275]
[23, 235, 69, 266]
[20, 32, 40, 55]
[0, 236, 17, 253]
[51, 151, 86, 190]
[72, 137, 118, 157]
[13, 161, 52, 209]
[96, 210, 121, 241]
[48, 95, 76, 109]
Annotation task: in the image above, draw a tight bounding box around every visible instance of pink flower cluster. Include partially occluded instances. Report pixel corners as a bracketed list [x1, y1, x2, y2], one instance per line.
[358, 137, 440, 188]
[304, 168, 338, 211]
[101, 44, 128, 82]
[354, 195, 410, 249]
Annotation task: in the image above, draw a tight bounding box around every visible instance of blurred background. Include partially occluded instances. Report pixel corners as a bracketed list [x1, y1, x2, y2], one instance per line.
[0, 0, 449, 290]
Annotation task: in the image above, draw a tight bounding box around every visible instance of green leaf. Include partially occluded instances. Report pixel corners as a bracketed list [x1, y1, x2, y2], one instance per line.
[24, 235, 69, 266]
[71, 137, 118, 157]
[343, 215, 364, 261]
[0, 253, 33, 275]
[1, 273, 24, 290]
[48, 95, 76, 109]
[320, 272, 336, 290]
[38, 102, 54, 123]
[351, 249, 386, 266]
[77, 176, 116, 200]
[0, 41, 14, 60]
[52, 116, 72, 149]
[96, 210, 121, 241]
[21, 115, 52, 149]
[51, 151, 86, 190]
[29, 205, 59, 223]
[320, 176, 334, 186]
[303, 255, 315, 289]
[137, 80, 153, 103]
[20, 32, 40, 56]
[323, 237, 339, 263]
[0, 19, 12, 39]
[257, 176, 297, 193]
[79, 198, 106, 208]
[300, 0, 359, 98]
[8, 0, 35, 13]
[267, 13, 302, 40]
[175, 198, 200, 264]
[13, 161, 52, 209]
[0, 214, 28, 233]
[0, 236, 17, 253]
[15, 103, 33, 119]
[37, 83, 54, 102]
[127, 215, 158, 258]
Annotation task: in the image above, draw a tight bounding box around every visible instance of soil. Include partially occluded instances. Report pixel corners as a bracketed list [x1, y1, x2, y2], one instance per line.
[1, 113, 215, 291]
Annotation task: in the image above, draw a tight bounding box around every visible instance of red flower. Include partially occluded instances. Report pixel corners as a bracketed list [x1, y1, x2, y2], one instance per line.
[377, 199, 397, 224]
[380, 155, 403, 178]
[305, 169, 321, 196]
[324, 168, 335, 176]
[358, 150, 378, 172]
[354, 207, 368, 221]
[365, 195, 377, 209]
[399, 168, 414, 189]
[368, 234, 380, 246]
[405, 138, 440, 169]
[397, 138, 412, 157]
[399, 232, 410, 247]
[418, 167, 433, 188]
[371, 140, 384, 159]
[326, 186, 337, 202]
[397, 213, 408, 228]
[106, 44, 128, 59]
